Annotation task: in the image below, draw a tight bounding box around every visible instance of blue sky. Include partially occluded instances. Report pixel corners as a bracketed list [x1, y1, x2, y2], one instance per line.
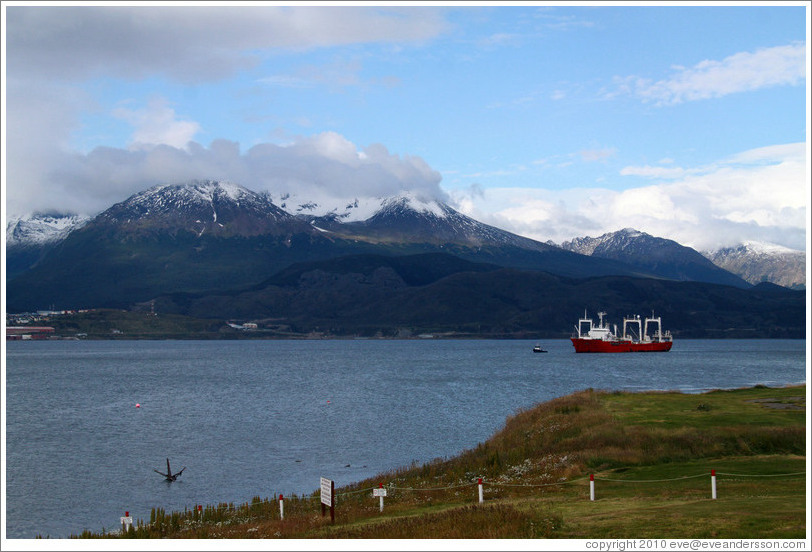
[3, 3, 809, 251]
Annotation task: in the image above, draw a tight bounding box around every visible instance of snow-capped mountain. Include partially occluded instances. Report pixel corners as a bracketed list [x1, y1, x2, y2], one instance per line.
[6, 212, 91, 279]
[14, 180, 799, 313]
[302, 193, 556, 251]
[5, 180, 561, 257]
[95, 180, 306, 236]
[703, 242, 806, 290]
[272, 191, 395, 222]
[6, 212, 90, 247]
[69, 180, 547, 250]
[559, 228, 632, 254]
[7, 180, 587, 311]
[560, 228, 749, 288]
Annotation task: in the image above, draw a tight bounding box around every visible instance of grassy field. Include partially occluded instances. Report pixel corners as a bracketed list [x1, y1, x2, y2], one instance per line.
[74, 384, 806, 540]
[31, 308, 232, 339]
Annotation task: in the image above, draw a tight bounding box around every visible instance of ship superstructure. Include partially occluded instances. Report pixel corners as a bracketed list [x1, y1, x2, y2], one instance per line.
[571, 311, 673, 353]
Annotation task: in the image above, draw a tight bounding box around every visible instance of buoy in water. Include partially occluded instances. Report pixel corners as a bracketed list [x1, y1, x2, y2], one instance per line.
[135, 403, 141, 408]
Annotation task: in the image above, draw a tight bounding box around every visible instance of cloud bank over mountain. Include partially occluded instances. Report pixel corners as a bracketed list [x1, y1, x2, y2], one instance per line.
[4, 6, 807, 254]
[7, 132, 446, 218]
[451, 141, 807, 252]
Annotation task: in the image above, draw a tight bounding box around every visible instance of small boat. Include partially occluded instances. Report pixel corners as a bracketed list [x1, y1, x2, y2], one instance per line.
[533, 345, 547, 353]
[571, 310, 672, 353]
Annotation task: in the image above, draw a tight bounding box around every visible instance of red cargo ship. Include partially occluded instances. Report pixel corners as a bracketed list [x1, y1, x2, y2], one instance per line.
[571, 311, 672, 353]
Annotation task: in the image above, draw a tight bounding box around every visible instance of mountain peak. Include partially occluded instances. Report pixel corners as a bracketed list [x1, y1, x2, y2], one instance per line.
[135, 179, 255, 207]
[6, 212, 90, 247]
[270, 190, 450, 224]
[704, 242, 805, 289]
[94, 179, 300, 237]
[617, 227, 644, 238]
[740, 240, 800, 255]
[560, 227, 749, 288]
[379, 193, 448, 218]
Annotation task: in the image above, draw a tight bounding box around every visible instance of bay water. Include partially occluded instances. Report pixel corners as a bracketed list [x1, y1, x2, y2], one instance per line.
[4, 338, 806, 538]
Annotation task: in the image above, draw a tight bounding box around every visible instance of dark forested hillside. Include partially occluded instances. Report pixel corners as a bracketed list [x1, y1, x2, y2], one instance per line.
[150, 253, 805, 338]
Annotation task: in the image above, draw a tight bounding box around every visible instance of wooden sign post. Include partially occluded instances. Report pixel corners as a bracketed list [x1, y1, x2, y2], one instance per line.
[320, 477, 335, 523]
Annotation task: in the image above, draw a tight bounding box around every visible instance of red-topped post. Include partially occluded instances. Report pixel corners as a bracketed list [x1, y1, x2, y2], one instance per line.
[711, 469, 717, 499]
[590, 474, 595, 501]
[279, 494, 284, 520]
[120, 511, 133, 532]
[478, 478, 484, 503]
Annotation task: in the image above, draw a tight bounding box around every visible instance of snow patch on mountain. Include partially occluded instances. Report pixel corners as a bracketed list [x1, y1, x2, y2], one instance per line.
[739, 241, 799, 255]
[272, 190, 448, 223]
[119, 180, 257, 215]
[6, 212, 90, 247]
[703, 242, 805, 289]
[384, 193, 447, 218]
[274, 193, 382, 222]
[559, 228, 644, 256]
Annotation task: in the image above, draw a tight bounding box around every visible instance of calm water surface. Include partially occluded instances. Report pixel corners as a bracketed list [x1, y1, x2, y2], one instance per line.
[5, 339, 806, 538]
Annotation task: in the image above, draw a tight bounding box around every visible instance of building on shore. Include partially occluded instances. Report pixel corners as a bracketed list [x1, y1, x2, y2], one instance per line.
[6, 326, 56, 340]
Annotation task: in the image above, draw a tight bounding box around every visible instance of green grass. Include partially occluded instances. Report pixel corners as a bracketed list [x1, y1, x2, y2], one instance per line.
[69, 384, 806, 540]
[602, 385, 805, 429]
[37, 308, 233, 339]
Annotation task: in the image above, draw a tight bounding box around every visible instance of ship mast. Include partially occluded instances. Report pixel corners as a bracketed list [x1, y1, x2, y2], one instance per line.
[644, 313, 663, 342]
[623, 315, 642, 341]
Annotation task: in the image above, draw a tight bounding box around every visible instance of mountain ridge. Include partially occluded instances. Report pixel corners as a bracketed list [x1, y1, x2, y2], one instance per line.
[6, 179, 803, 316]
[7, 182, 802, 291]
[148, 251, 805, 339]
[703, 242, 806, 290]
[559, 228, 749, 288]
[7, 180, 665, 311]
[6, 211, 91, 279]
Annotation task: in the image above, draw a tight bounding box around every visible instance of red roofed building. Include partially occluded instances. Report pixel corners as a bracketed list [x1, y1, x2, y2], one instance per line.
[6, 326, 56, 340]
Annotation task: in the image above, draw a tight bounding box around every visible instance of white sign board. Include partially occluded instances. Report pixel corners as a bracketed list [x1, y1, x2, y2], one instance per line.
[320, 477, 333, 506]
[373, 488, 387, 497]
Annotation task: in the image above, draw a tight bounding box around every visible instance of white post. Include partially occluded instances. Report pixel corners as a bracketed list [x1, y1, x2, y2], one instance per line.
[379, 483, 384, 512]
[120, 511, 133, 532]
[590, 474, 595, 501]
[279, 494, 284, 520]
[711, 470, 717, 500]
[478, 478, 484, 503]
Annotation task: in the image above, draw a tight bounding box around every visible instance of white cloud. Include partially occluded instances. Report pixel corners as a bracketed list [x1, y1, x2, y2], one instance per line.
[579, 147, 616, 162]
[4, 6, 448, 217]
[259, 59, 401, 91]
[451, 142, 808, 251]
[531, 10, 594, 32]
[113, 98, 202, 150]
[620, 166, 687, 179]
[6, 6, 448, 84]
[613, 42, 806, 105]
[478, 32, 522, 49]
[5, 132, 445, 218]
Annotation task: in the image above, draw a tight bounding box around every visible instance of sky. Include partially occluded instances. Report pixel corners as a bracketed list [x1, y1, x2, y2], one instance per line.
[2, 2, 809, 252]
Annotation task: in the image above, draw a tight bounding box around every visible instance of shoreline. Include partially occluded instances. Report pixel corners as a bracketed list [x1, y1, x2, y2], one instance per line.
[56, 384, 807, 540]
[5, 338, 806, 539]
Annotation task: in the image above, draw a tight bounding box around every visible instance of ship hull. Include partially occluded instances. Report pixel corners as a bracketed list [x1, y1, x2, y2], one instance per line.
[571, 338, 672, 353]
